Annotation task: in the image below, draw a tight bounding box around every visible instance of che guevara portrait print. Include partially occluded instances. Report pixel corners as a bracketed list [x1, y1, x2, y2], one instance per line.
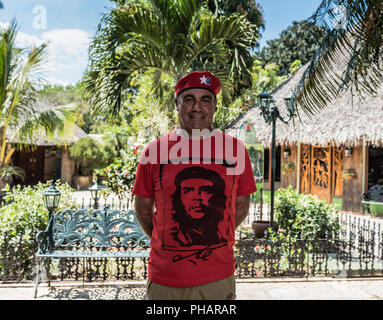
[170, 166, 227, 246]
[160, 163, 235, 261]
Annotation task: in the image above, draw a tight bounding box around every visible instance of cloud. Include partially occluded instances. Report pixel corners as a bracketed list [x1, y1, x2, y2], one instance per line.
[0, 22, 91, 85]
[40, 29, 91, 81]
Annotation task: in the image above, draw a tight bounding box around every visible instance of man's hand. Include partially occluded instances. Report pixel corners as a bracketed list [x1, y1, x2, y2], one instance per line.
[235, 195, 250, 228]
[134, 195, 155, 239]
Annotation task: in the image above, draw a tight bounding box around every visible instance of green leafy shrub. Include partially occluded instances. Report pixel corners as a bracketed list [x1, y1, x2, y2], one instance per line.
[69, 137, 112, 175]
[0, 180, 77, 244]
[274, 186, 341, 239]
[96, 144, 143, 200]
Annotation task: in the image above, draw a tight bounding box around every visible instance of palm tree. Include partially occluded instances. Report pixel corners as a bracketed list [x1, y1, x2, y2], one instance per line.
[83, 0, 259, 119]
[0, 20, 77, 180]
[293, 0, 383, 116]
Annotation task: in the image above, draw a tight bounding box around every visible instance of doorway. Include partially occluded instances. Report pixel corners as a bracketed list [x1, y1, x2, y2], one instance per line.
[368, 146, 383, 189]
[300, 144, 343, 203]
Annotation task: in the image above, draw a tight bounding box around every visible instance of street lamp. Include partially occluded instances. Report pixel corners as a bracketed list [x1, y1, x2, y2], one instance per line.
[42, 180, 61, 246]
[43, 180, 61, 216]
[89, 175, 106, 209]
[257, 91, 296, 230]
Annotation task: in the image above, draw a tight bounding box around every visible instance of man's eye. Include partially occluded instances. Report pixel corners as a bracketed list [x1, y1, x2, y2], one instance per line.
[182, 187, 194, 194]
[199, 186, 213, 193]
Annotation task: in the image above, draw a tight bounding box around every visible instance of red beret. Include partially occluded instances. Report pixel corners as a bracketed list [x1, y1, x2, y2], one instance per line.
[174, 71, 221, 97]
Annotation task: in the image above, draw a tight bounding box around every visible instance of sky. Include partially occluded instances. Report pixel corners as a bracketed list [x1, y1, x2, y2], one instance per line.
[0, 0, 323, 85]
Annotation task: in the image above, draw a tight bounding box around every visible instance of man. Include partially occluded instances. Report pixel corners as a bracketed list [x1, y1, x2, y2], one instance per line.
[132, 71, 256, 300]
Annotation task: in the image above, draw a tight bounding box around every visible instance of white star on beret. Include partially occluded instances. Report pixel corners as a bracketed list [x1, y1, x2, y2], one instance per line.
[200, 75, 211, 85]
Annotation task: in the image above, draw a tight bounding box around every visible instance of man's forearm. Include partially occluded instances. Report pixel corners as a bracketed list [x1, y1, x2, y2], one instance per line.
[235, 195, 250, 228]
[134, 196, 155, 239]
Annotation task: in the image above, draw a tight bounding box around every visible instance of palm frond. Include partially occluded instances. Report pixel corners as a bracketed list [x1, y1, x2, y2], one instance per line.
[185, 14, 257, 76]
[84, 0, 259, 118]
[10, 103, 78, 145]
[293, 0, 383, 116]
[0, 19, 19, 107]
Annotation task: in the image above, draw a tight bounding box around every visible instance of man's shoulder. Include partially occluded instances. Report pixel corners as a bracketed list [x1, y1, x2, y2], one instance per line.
[144, 132, 174, 147]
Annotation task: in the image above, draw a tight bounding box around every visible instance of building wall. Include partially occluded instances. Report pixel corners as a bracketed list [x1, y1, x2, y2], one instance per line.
[61, 147, 76, 186]
[43, 147, 62, 181]
[342, 146, 363, 212]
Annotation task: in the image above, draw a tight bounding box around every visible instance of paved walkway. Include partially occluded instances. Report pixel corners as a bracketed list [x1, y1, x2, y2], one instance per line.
[1, 278, 383, 300]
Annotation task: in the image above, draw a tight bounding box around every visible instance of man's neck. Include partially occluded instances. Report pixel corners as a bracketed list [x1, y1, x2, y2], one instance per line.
[176, 128, 220, 140]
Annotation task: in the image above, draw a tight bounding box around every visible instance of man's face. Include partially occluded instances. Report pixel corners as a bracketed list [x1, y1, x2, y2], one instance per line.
[175, 88, 216, 135]
[180, 178, 213, 219]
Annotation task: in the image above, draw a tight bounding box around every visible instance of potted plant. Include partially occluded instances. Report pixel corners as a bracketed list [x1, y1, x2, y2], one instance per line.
[282, 161, 295, 174]
[342, 169, 356, 180]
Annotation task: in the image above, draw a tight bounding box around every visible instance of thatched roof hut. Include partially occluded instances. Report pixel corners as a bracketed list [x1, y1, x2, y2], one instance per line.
[6, 103, 89, 147]
[226, 65, 383, 148]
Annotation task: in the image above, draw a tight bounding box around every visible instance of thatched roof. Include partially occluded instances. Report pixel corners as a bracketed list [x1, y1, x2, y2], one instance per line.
[6, 103, 89, 147]
[226, 64, 383, 147]
[7, 123, 89, 147]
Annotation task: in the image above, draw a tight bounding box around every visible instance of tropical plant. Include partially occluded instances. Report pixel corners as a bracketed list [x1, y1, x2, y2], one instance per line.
[293, 0, 383, 115]
[118, 71, 178, 138]
[69, 137, 112, 176]
[82, 0, 260, 119]
[37, 83, 90, 133]
[95, 144, 144, 200]
[274, 186, 341, 239]
[239, 59, 290, 109]
[0, 20, 77, 174]
[259, 20, 326, 76]
[282, 161, 295, 174]
[0, 165, 25, 186]
[0, 180, 77, 243]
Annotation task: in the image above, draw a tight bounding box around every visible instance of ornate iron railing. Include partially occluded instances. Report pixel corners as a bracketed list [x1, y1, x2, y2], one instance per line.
[235, 212, 383, 278]
[1, 210, 383, 283]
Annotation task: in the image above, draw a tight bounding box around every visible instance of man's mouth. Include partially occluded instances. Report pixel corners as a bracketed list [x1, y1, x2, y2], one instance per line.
[190, 114, 204, 119]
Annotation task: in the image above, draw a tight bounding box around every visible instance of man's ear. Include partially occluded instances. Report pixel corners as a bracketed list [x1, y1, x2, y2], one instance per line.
[175, 97, 180, 111]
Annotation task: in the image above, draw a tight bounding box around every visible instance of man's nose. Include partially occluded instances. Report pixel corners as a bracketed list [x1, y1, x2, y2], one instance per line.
[191, 190, 202, 199]
[192, 100, 202, 111]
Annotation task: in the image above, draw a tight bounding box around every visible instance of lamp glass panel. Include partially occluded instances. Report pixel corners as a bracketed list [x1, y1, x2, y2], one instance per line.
[53, 195, 61, 208]
[46, 195, 55, 210]
[91, 189, 99, 200]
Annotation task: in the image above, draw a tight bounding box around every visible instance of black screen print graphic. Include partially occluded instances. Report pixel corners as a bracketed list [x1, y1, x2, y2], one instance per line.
[159, 163, 235, 265]
[170, 166, 228, 247]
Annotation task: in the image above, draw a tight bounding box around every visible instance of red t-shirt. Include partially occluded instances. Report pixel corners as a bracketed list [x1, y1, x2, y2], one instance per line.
[132, 129, 256, 287]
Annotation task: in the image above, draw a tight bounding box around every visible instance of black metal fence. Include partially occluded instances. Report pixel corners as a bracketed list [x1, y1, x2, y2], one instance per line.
[1, 204, 383, 283]
[236, 212, 383, 278]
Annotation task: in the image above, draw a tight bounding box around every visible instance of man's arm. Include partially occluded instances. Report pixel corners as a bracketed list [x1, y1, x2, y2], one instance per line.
[235, 195, 250, 228]
[134, 195, 155, 239]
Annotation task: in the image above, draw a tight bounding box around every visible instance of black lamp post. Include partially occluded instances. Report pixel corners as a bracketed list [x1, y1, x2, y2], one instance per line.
[42, 180, 61, 246]
[89, 175, 106, 209]
[257, 91, 296, 229]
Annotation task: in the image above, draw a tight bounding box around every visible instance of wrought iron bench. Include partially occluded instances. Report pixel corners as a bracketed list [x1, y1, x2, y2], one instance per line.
[361, 184, 383, 214]
[34, 206, 150, 298]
